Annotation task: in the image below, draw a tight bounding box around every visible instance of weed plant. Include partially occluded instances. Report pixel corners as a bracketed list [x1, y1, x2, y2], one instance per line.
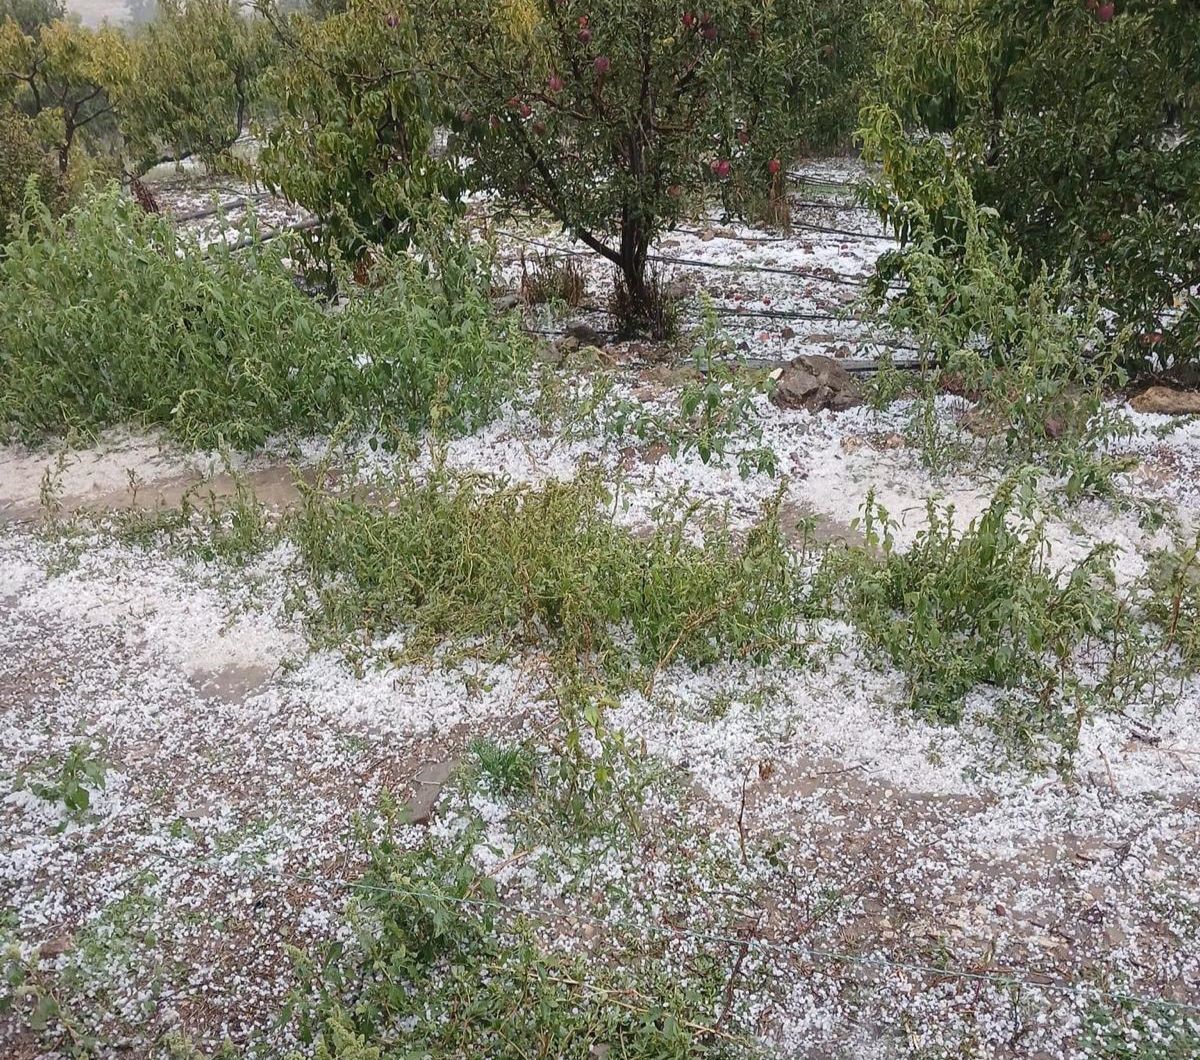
[519, 249, 586, 309]
[290, 467, 799, 671]
[20, 741, 109, 826]
[0, 188, 530, 449]
[865, 184, 1133, 500]
[284, 817, 752, 1059]
[1144, 534, 1200, 673]
[825, 479, 1131, 756]
[603, 299, 778, 477]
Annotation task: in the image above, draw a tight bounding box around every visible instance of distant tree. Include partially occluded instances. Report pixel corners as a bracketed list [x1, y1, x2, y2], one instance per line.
[0, 0, 65, 35]
[125, 0, 159, 28]
[118, 0, 274, 175]
[0, 16, 127, 173]
[255, 0, 459, 258]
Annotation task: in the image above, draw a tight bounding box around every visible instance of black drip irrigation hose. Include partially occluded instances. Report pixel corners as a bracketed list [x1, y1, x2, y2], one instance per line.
[169, 192, 278, 223]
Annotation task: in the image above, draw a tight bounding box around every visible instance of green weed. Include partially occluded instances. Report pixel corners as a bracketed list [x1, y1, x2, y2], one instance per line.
[865, 181, 1133, 501]
[0, 187, 530, 449]
[21, 741, 110, 827]
[284, 821, 753, 1059]
[1144, 534, 1200, 673]
[826, 478, 1132, 759]
[603, 298, 777, 477]
[289, 467, 800, 672]
[467, 737, 539, 798]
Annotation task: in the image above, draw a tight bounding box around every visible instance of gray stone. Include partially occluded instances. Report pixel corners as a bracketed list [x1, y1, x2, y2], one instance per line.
[406, 760, 455, 825]
[770, 354, 863, 413]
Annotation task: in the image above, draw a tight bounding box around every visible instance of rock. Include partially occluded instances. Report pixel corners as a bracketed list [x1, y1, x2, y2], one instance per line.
[491, 292, 521, 312]
[405, 760, 455, 825]
[769, 354, 863, 413]
[1130, 385, 1200, 415]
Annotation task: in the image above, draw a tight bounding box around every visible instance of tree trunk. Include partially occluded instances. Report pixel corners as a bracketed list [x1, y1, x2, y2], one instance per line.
[616, 219, 653, 337]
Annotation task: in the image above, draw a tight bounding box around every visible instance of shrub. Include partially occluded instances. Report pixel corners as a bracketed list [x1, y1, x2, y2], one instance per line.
[0, 188, 530, 447]
[831, 479, 1126, 757]
[863, 177, 1133, 496]
[862, 0, 1200, 370]
[0, 105, 60, 243]
[290, 468, 799, 668]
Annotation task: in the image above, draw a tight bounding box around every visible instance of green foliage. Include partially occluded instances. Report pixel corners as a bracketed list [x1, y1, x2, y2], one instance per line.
[420, 0, 820, 333]
[862, 0, 1200, 368]
[804, 0, 877, 149]
[256, 0, 460, 257]
[286, 826, 745, 1058]
[468, 738, 539, 797]
[0, 16, 127, 174]
[862, 176, 1132, 497]
[1145, 533, 1200, 672]
[0, 104, 61, 243]
[290, 467, 799, 669]
[829, 479, 1126, 756]
[23, 741, 109, 824]
[118, 0, 275, 175]
[0, 0, 63, 35]
[604, 299, 778, 476]
[0, 188, 530, 447]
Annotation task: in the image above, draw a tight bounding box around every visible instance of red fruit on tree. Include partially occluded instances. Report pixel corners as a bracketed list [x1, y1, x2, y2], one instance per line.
[701, 23, 717, 41]
[713, 159, 731, 178]
[1096, 2, 1114, 19]
[578, 14, 589, 26]
[593, 55, 611, 75]
[386, 12, 398, 28]
[737, 129, 749, 145]
[577, 26, 592, 43]
[519, 102, 533, 119]
[548, 73, 565, 93]
[682, 11, 696, 28]
[767, 158, 782, 175]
